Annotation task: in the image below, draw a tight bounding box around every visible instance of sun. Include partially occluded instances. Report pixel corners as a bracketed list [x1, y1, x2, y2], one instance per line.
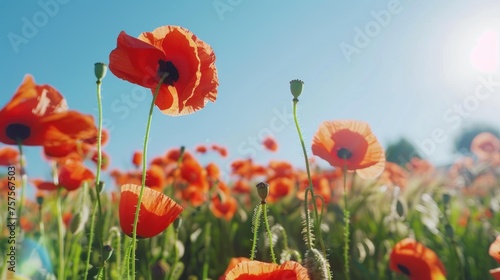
[470, 29, 499, 73]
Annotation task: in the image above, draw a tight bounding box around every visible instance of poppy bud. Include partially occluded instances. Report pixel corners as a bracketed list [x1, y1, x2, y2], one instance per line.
[94, 62, 107, 81]
[36, 195, 44, 206]
[304, 248, 331, 280]
[290, 79, 304, 99]
[256, 182, 269, 203]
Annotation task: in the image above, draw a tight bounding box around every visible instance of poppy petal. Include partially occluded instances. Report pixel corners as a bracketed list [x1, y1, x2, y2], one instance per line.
[119, 184, 183, 238]
[109, 31, 166, 88]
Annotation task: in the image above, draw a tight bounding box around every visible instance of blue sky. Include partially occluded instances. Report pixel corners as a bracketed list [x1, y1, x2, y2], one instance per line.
[2, 1, 500, 183]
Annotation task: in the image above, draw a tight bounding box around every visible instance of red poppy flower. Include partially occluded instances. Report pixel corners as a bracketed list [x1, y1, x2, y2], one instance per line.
[119, 184, 183, 238]
[406, 157, 434, 175]
[380, 162, 409, 188]
[471, 132, 500, 161]
[58, 160, 95, 191]
[389, 238, 446, 280]
[490, 236, 500, 264]
[232, 179, 251, 194]
[210, 191, 237, 221]
[132, 151, 143, 168]
[195, 145, 207, 154]
[491, 267, 500, 280]
[219, 257, 252, 280]
[109, 26, 218, 116]
[297, 174, 331, 205]
[31, 179, 58, 191]
[145, 164, 166, 191]
[312, 120, 385, 179]
[267, 177, 295, 203]
[225, 260, 310, 280]
[0, 146, 19, 166]
[212, 144, 228, 158]
[267, 160, 294, 180]
[0, 75, 97, 146]
[165, 148, 194, 164]
[262, 136, 278, 152]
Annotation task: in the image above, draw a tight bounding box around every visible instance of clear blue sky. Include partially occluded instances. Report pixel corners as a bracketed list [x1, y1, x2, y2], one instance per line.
[2, 1, 500, 183]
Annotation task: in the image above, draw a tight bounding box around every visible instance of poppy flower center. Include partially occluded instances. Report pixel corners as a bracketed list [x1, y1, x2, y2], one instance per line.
[158, 60, 179, 86]
[397, 264, 411, 275]
[6, 123, 30, 142]
[337, 148, 353, 160]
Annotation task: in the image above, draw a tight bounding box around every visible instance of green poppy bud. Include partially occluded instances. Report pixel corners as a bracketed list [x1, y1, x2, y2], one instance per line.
[256, 182, 269, 203]
[94, 62, 107, 81]
[290, 79, 304, 99]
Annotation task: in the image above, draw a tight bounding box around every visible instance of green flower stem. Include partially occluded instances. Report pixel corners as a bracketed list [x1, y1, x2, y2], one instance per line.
[16, 141, 26, 228]
[84, 195, 99, 280]
[56, 188, 65, 280]
[303, 188, 313, 249]
[442, 199, 465, 280]
[342, 166, 350, 280]
[108, 227, 122, 278]
[130, 73, 170, 279]
[262, 203, 277, 263]
[202, 222, 211, 280]
[95, 77, 106, 278]
[250, 204, 262, 260]
[292, 98, 326, 255]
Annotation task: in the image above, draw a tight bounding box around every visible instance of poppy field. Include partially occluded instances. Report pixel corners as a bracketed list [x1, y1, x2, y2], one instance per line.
[2, 4, 500, 280]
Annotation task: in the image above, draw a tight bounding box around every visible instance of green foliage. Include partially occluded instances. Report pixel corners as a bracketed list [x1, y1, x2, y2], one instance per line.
[385, 138, 421, 166]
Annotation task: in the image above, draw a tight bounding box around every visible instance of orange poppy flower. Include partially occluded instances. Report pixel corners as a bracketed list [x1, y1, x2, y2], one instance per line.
[311, 120, 385, 179]
[119, 184, 183, 238]
[0, 75, 97, 146]
[267, 177, 295, 203]
[380, 162, 409, 188]
[267, 160, 294, 180]
[58, 160, 95, 191]
[471, 132, 500, 161]
[210, 191, 238, 221]
[262, 136, 278, 152]
[145, 164, 166, 191]
[489, 236, 500, 264]
[90, 150, 110, 171]
[225, 260, 310, 280]
[165, 148, 194, 164]
[109, 25, 218, 116]
[212, 144, 228, 158]
[206, 162, 221, 179]
[232, 179, 251, 194]
[219, 257, 251, 280]
[389, 238, 446, 280]
[195, 145, 208, 154]
[31, 179, 58, 191]
[406, 157, 435, 175]
[297, 174, 331, 205]
[0, 146, 19, 166]
[132, 150, 142, 168]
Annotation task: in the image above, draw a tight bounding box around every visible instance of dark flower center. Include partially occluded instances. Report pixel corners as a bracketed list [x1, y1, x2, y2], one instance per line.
[397, 264, 411, 275]
[6, 123, 30, 142]
[337, 148, 353, 160]
[158, 60, 179, 86]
